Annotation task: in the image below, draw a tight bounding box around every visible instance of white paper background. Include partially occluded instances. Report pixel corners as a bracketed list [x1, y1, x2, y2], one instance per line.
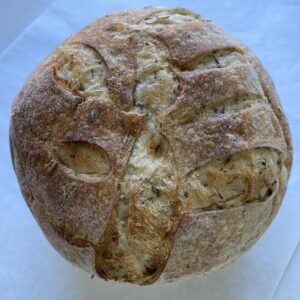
[0, 1, 299, 299]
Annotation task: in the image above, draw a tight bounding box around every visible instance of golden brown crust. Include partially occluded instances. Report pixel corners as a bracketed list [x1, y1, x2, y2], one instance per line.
[10, 7, 292, 285]
[244, 50, 293, 173]
[161, 198, 273, 281]
[155, 21, 242, 68]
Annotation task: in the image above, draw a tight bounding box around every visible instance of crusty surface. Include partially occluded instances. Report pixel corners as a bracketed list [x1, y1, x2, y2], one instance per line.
[10, 7, 292, 285]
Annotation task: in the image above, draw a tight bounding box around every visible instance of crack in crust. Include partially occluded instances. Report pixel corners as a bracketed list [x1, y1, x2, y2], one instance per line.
[10, 7, 292, 285]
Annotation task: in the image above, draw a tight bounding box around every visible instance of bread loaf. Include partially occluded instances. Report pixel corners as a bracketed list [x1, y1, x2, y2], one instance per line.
[10, 7, 292, 285]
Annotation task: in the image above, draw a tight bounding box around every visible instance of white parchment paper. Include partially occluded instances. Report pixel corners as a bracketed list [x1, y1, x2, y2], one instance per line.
[1, 1, 299, 299]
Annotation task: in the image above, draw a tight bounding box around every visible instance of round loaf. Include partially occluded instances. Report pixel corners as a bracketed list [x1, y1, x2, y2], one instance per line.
[10, 7, 292, 285]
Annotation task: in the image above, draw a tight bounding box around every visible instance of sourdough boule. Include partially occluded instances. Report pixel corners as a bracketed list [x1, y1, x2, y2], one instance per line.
[10, 7, 292, 285]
